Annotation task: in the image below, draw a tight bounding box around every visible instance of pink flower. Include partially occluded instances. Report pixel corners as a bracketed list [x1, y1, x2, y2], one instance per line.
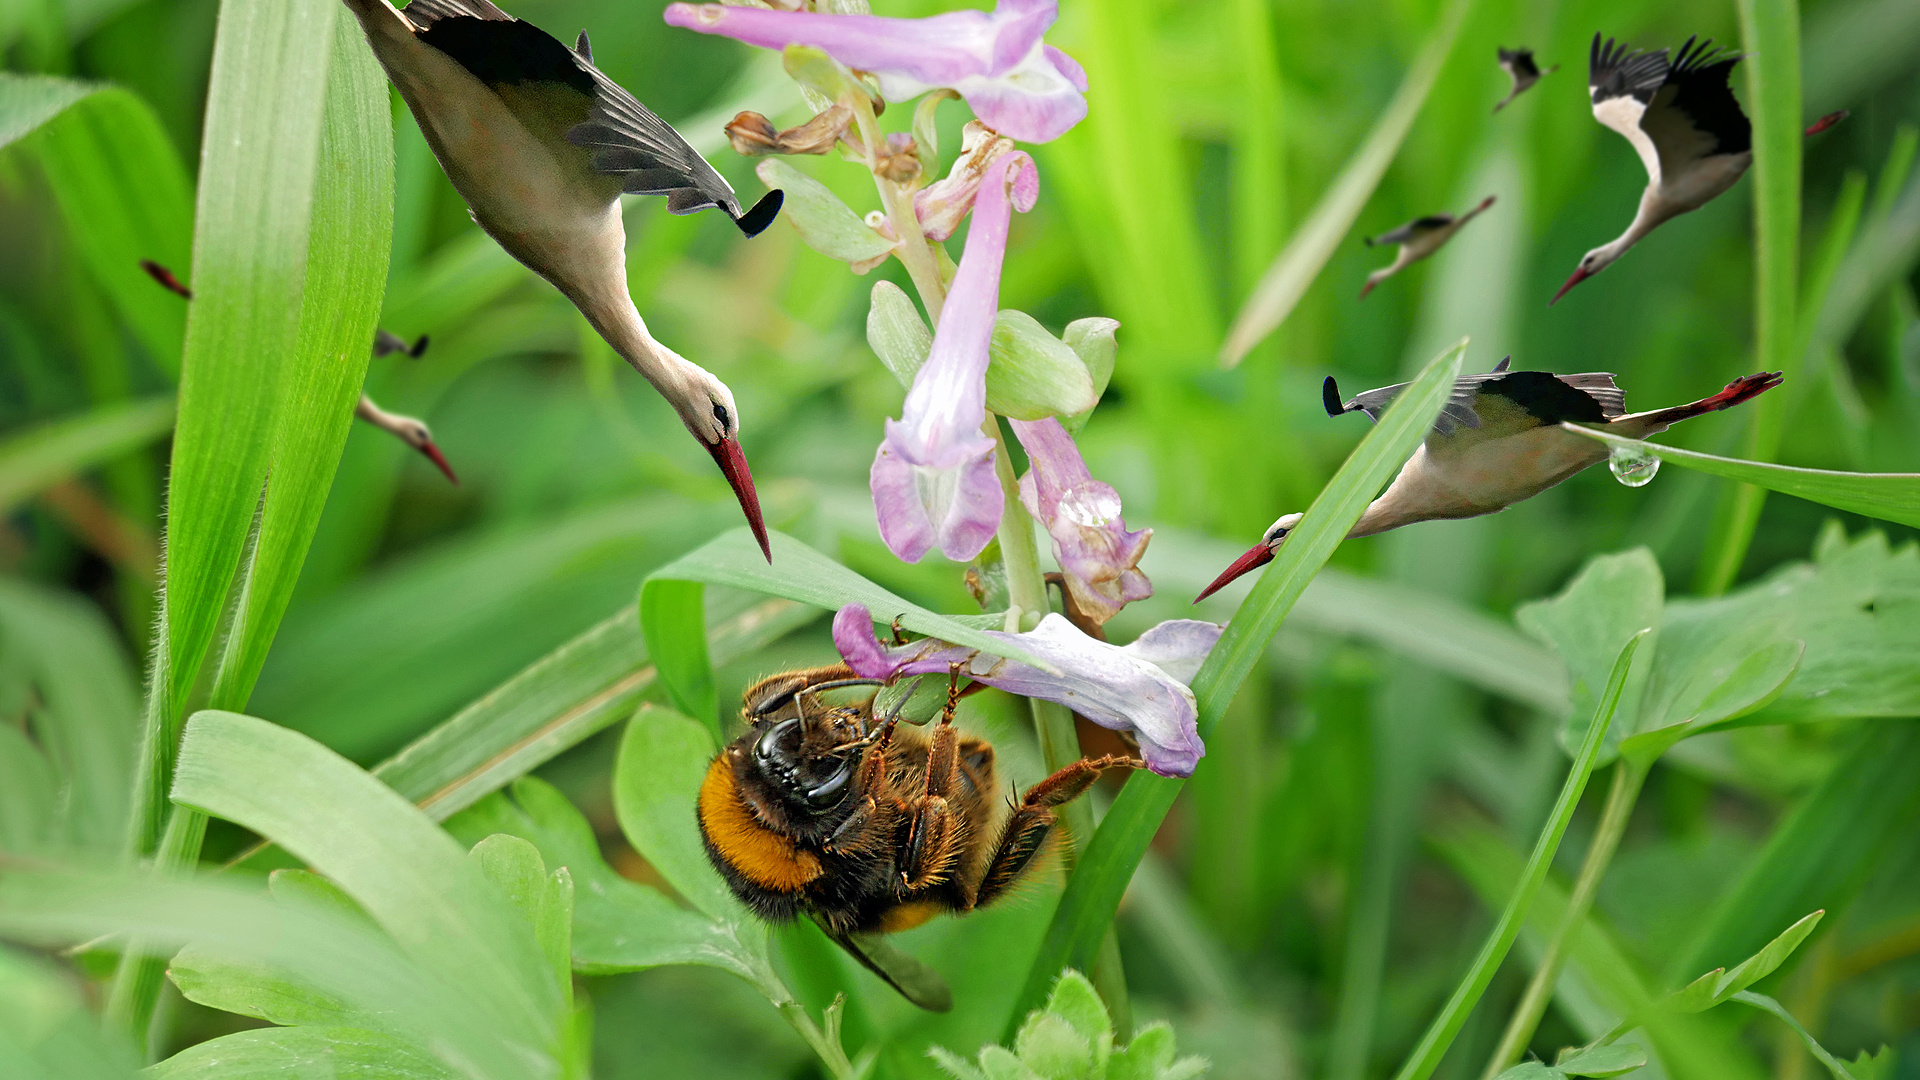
[1010, 417, 1152, 625]
[868, 152, 1036, 562]
[833, 604, 1216, 777]
[663, 0, 1088, 143]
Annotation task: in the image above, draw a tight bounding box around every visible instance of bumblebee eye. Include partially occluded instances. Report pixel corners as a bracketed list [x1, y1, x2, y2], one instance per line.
[801, 760, 852, 808]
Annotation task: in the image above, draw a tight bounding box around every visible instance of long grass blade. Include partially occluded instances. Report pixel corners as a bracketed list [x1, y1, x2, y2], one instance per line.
[1695, 0, 1805, 593]
[1219, 0, 1470, 366]
[1387, 630, 1645, 1080]
[0, 396, 173, 516]
[1563, 426, 1920, 529]
[1008, 339, 1466, 1032]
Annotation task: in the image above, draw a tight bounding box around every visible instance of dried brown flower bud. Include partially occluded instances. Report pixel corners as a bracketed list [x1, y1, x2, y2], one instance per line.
[725, 111, 782, 156]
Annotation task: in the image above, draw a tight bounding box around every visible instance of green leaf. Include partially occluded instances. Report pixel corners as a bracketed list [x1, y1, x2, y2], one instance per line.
[468, 834, 573, 1005]
[1730, 993, 1857, 1080]
[1710, 910, 1824, 1002]
[756, 158, 893, 266]
[0, 578, 140, 851]
[0, 943, 141, 1080]
[148, 1026, 459, 1080]
[612, 704, 743, 924]
[19, 83, 193, 372]
[1675, 720, 1920, 989]
[1218, 0, 1469, 365]
[202, 13, 395, 715]
[170, 712, 558, 1050]
[1696, 0, 1808, 592]
[1043, 970, 1113, 1071]
[1387, 631, 1644, 1080]
[863, 283, 1098, 420]
[0, 72, 98, 148]
[130, 0, 391, 856]
[643, 529, 1052, 680]
[640, 578, 717, 736]
[1011, 339, 1466, 1030]
[1059, 318, 1119, 434]
[169, 944, 363, 1030]
[445, 778, 753, 978]
[0, 396, 174, 516]
[378, 594, 814, 823]
[1516, 548, 1662, 757]
[1491, 1065, 1557, 1080]
[1566, 427, 1920, 530]
[1555, 1043, 1647, 1077]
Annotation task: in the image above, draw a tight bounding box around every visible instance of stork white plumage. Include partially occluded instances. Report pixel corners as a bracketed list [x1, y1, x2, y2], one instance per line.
[338, 0, 782, 557]
[1493, 47, 1556, 112]
[1193, 360, 1783, 601]
[1359, 196, 1497, 299]
[1553, 35, 1751, 305]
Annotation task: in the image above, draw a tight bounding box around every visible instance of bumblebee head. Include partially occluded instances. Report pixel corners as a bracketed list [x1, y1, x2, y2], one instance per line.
[750, 708, 864, 811]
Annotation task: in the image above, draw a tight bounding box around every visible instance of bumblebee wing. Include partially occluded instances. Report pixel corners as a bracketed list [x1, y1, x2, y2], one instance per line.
[825, 925, 953, 1013]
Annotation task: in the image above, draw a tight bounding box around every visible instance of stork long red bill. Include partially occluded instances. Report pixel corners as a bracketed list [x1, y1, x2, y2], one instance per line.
[417, 439, 460, 486]
[1551, 265, 1592, 305]
[1193, 542, 1275, 603]
[707, 435, 772, 562]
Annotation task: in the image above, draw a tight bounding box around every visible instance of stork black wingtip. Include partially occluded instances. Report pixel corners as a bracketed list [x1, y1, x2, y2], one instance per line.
[734, 189, 784, 238]
[409, 334, 431, 359]
[1323, 376, 1344, 417]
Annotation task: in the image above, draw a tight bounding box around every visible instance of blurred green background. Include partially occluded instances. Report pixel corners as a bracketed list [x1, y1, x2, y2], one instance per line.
[3, 0, 1919, 1075]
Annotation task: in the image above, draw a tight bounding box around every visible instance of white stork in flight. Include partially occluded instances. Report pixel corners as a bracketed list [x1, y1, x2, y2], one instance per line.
[339, 0, 783, 557]
[1360, 196, 1498, 299]
[1555, 33, 1847, 305]
[1194, 361, 1782, 601]
[1494, 47, 1556, 112]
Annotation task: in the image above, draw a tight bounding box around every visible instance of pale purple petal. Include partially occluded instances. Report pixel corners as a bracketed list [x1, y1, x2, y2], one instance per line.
[831, 603, 1217, 777]
[869, 152, 1037, 563]
[662, 0, 1088, 142]
[1011, 417, 1153, 625]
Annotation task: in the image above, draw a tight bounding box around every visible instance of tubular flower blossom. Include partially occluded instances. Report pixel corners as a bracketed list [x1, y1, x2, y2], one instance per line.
[868, 152, 1036, 563]
[1010, 417, 1152, 626]
[832, 603, 1217, 777]
[662, 0, 1089, 143]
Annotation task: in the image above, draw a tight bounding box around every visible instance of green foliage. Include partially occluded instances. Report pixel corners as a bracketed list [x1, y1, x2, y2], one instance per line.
[930, 971, 1207, 1080]
[1492, 1044, 1646, 1080]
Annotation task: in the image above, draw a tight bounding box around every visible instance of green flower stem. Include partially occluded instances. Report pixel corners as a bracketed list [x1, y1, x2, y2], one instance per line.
[752, 955, 857, 1080]
[1481, 758, 1649, 1078]
[848, 92, 948, 323]
[984, 380, 1131, 1030]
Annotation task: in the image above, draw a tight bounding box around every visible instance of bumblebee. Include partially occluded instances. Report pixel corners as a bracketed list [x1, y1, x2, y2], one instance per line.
[696, 662, 1141, 1009]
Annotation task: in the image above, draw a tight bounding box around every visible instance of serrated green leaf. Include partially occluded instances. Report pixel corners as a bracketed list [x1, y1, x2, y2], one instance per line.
[1014, 1012, 1094, 1080]
[1108, 1022, 1178, 1080]
[930, 1046, 989, 1080]
[1043, 970, 1111, 1048]
[756, 158, 893, 266]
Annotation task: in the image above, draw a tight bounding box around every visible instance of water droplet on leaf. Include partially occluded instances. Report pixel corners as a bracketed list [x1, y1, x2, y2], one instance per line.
[1609, 443, 1660, 488]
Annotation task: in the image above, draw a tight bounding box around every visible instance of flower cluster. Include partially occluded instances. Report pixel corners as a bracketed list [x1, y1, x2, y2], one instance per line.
[669, 0, 1207, 772]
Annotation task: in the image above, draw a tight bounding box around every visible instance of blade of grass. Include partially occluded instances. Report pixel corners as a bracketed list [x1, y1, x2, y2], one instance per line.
[1562, 426, 1920, 528]
[0, 395, 173, 515]
[1388, 630, 1645, 1080]
[1695, 0, 1804, 593]
[0, 71, 97, 146]
[124, 0, 345, 860]
[1007, 339, 1467, 1033]
[1218, 0, 1471, 366]
[29, 86, 194, 376]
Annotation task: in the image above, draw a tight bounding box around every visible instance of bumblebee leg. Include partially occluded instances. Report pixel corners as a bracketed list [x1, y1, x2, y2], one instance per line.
[823, 719, 898, 857]
[970, 755, 1144, 911]
[899, 665, 968, 891]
